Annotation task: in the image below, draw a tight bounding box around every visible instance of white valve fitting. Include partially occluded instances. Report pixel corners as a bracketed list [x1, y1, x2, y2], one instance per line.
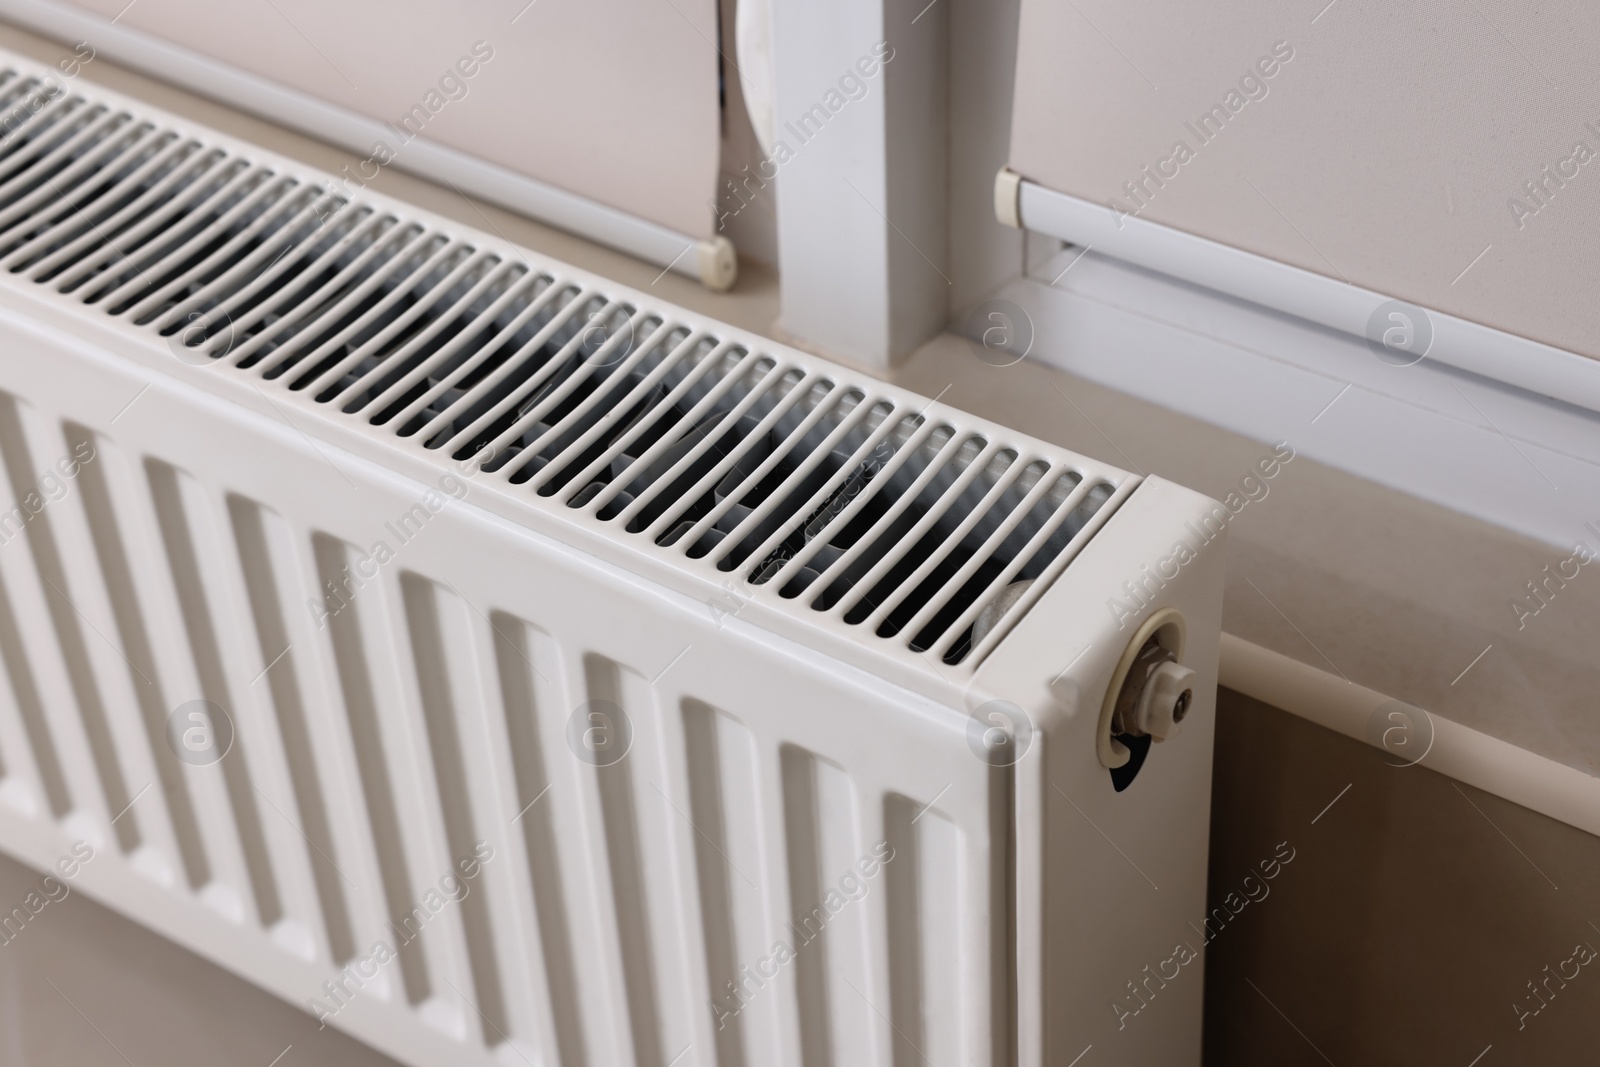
[1131, 660, 1195, 741]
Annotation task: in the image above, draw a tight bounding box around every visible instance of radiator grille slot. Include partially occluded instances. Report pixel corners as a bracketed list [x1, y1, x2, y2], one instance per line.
[0, 62, 1129, 667]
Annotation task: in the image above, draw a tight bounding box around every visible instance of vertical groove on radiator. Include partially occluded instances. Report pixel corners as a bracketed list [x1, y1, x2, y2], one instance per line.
[780, 745, 833, 1067]
[882, 795, 923, 1067]
[583, 653, 665, 1067]
[66, 423, 207, 888]
[276, 523, 396, 972]
[0, 604, 25, 804]
[228, 496, 354, 963]
[782, 747, 885, 1067]
[197, 481, 328, 961]
[145, 458, 280, 924]
[0, 394, 136, 850]
[991, 761, 1014, 1067]
[749, 741, 803, 1066]
[310, 532, 428, 1000]
[490, 611, 587, 1067]
[852, 796, 895, 1067]
[0, 532, 69, 819]
[682, 700, 754, 1067]
[883, 794, 963, 1066]
[398, 574, 508, 1043]
[86, 432, 222, 889]
[902, 797, 962, 1066]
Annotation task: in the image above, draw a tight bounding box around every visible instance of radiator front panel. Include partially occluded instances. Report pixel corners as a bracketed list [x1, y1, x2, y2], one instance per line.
[0, 305, 997, 1067]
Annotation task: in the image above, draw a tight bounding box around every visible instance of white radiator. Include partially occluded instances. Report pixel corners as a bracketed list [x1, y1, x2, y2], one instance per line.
[0, 47, 1224, 1067]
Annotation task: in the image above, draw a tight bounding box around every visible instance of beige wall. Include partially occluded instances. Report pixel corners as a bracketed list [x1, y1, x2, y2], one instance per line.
[1204, 689, 1600, 1064]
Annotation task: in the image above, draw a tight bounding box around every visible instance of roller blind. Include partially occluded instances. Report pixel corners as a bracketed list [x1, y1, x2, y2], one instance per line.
[55, 0, 722, 239]
[1009, 0, 1600, 360]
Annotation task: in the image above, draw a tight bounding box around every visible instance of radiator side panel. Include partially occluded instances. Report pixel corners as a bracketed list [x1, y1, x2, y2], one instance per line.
[972, 477, 1226, 1067]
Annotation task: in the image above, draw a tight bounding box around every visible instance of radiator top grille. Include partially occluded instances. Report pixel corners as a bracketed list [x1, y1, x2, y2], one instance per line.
[0, 63, 1130, 668]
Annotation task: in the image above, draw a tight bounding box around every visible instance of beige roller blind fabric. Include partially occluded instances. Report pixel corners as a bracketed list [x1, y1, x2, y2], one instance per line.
[58, 0, 721, 238]
[1009, 0, 1600, 360]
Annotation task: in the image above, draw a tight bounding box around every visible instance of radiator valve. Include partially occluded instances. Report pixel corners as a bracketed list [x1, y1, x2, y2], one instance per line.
[1112, 639, 1194, 742]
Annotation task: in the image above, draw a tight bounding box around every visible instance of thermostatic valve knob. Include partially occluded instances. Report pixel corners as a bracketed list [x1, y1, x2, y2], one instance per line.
[1110, 638, 1195, 743]
[1133, 661, 1195, 741]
